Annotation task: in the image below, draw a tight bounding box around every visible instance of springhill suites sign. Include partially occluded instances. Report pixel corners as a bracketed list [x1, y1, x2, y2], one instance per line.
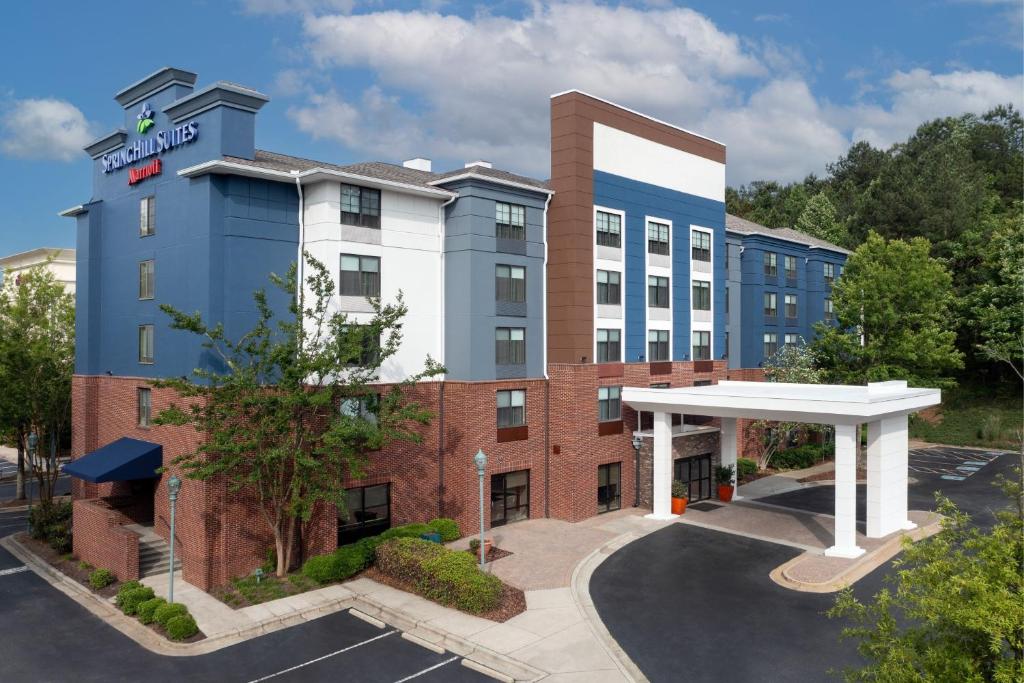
[101, 101, 199, 174]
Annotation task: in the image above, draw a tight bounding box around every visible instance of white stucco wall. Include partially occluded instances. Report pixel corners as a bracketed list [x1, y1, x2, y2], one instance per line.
[0, 248, 76, 296]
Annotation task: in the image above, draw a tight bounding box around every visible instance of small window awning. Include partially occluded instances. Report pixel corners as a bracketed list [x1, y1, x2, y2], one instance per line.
[63, 437, 162, 483]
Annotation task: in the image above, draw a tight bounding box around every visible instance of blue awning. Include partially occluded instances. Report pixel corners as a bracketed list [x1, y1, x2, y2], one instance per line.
[63, 437, 162, 483]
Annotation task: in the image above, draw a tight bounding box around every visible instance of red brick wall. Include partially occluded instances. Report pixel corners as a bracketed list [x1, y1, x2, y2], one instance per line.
[72, 498, 140, 581]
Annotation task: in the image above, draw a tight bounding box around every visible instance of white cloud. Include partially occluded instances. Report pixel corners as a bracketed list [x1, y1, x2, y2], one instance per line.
[0, 98, 93, 162]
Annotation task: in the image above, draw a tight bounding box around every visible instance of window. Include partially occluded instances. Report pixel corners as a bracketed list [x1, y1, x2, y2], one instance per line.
[138, 324, 154, 364]
[648, 330, 670, 361]
[341, 184, 381, 229]
[691, 280, 711, 311]
[596, 210, 621, 248]
[596, 270, 621, 305]
[496, 327, 526, 365]
[339, 483, 390, 545]
[137, 388, 151, 427]
[784, 294, 798, 319]
[691, 230, 711, 262]
[647, 221, 670, 255]
[824, 262, 835, 284]
[343, 325, 381, 366]
[496, 202, 526, 241]
[725, 285, 729, 314]
[724, 331, 730, 358]
[139, 196, 155, 236]
[496, 389, 526, 427]
[495, 265, 526, 303]
[825, 297, 835, 321]
[597, 463, 621, 514]
[764, 252, 777, 277]
[764, 292, 778, 318]
[648, 276, 669, 308]
[785, 334, 800, 347]
[596, 329, 621, 363]
[692, 331, 711, 361]
[339, 254, 381, 297]
[340, 395, 379, 425]
[598, 386, 622, 421]
[784, 255, 797, 281]
[763, 332, 778, 359]
[491, 470, 529, 526]
[138, 260, 154, 300]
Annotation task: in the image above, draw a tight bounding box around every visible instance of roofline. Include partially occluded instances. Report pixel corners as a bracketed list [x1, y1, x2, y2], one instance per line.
[550, 89, 725, 147]
[428, 171, 554, 196]
[177, 160, 457, 199]
[59, 205, 88, 218]
[0, 247, 76, 266]
[725, 227, 851, 255]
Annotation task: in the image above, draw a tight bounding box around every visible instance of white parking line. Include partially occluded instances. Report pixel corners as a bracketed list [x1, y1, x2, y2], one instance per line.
[392, 656, 459, 683]
[0, 566, 28, 577]
[246, 630, 397, 682]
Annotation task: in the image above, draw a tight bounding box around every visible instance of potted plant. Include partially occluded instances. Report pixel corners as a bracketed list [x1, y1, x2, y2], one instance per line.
[716, 464, 736, 502]
[671, 480, 688, 515]
[469, 537, 494, 561]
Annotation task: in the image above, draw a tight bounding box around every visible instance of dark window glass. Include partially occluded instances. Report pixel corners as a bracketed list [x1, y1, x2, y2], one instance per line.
[647, 221, 670, 255]
[691, 280, 711, 311]
[647, 330, 670, 361]
[140, 196, 155, 236]
[785, 294, 798, 319]
[725, 285, 729, 314]
[763, 292, 777, 317]
[138, 324, 154, 364]
[674, 454, 712, 501]
[825, 298, 835, 321]
[785, 334, 800, 347]
[343, 325, 380, 366]
[496, 389, 526, 427]
[340, 394, 379, 425]
[139, 260, 154, 300]
[137, 388, 151, 427]
[341, 184, 381, 229]
[496, 202, 526, 241]
[598, 386, 621, 421]
[764, 333, 778, 359]
[596, 211, 621, 248]
[491, 470, 529, 526]
[495, 327, 526, 365]
[596, 270, 621, 305]
[784, 255, 797, 280]
[596, 329, 621, 363]
[339, 484, 390, 544]
[495, 264, 526, 303]
[597, 462, 621, 513]
[691, 230, 711, 262]
[648, 276, 669, 308]
[824, 262, 835, 284]
[691, 331, 710, 361]
[339, 254, 381, 297]
[764, 252, 777, 277]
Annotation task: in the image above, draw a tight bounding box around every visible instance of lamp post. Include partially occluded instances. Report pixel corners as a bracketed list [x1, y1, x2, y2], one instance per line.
[473, 449, 487, 569]
[631, 434, 642, 507]
[26, 432, 38, 533]
[167, 475, 181, 603]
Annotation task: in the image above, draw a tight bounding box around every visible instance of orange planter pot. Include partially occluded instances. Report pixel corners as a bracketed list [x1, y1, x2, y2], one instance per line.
[671, 497, 688, 515]
[718, 485, 735, 502]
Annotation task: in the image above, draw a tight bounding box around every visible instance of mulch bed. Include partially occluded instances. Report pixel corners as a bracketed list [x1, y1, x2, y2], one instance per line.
[739, 470, 774, 485]
[16, 532, 122, 599]
[798, 467, 867, 483]
[363, 567, 526, 623]
[465, 546, 513, 562]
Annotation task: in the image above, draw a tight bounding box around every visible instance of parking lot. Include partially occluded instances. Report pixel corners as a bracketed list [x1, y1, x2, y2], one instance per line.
[908, 445, 1003, 480]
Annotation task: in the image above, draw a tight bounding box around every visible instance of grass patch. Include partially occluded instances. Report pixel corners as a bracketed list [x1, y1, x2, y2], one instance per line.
[213, 571, 320, 608]
[909, 383, 1022, 450]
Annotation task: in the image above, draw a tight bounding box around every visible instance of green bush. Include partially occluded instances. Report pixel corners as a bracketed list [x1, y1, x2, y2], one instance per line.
[671, 480, 688, 499]
[153, 602, 188, 629]
[379, 523, 432, 541]
[166, 614, 199, 641]
[773, 443, 830, 470]
[120, 586, 155, 615]
[114, 580, 143, 609]
[737, 458, 758, 480]
[29, 500, 73, 553]
[88, 568, 115, 590]
[715, 464, 735, 486]
[375, 538, 502, 614]
[137, 597, 167, 625]
[301, 544, 368, 584]
[427, 518, 461, 542]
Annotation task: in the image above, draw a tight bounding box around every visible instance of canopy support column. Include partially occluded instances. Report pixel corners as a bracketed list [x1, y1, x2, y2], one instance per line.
[866, 416, 915, 537]
[825, 423, 864, 558]
[645, 411, 678, 520]
[720, 417, 740, 499]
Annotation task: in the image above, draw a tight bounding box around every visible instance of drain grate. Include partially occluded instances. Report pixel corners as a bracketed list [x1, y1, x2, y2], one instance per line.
[689, 501, 723, 512]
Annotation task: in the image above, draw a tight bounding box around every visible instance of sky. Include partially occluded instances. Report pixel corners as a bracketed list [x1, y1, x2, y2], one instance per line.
[0, 0, 1020, 256]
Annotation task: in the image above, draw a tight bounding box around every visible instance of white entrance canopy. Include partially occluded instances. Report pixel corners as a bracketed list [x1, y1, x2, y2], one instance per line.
[622, 380, 941, 558]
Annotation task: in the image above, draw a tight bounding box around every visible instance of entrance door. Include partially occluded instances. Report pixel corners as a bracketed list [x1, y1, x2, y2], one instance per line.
[674, 454, 712, 501]
[491, 470, 530, 527]
[597, 463, 621, 513]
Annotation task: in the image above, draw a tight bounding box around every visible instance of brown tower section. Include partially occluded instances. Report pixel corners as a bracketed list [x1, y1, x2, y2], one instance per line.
[546, 90, 726, 365]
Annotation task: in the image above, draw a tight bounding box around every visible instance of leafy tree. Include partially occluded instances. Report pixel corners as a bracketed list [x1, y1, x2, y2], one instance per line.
[751, 340, 825, 470]
[969, 208, 1024, 381]
[828, 458, 1024, 682]
[0, 265, 75, 503]
[726, 179, 815, 228]
[812, 232, 963, 387]
[155, 254, 444, 576]
[796, 193, 848, 248]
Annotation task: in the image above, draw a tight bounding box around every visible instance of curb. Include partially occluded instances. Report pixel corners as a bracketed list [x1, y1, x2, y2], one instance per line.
[768, 514, 944, 593]
[569, 531, 651, 683]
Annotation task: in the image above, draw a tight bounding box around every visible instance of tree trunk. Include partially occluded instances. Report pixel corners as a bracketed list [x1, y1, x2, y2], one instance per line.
[15, 440, 25, 501]
[274, 530, 287, 578]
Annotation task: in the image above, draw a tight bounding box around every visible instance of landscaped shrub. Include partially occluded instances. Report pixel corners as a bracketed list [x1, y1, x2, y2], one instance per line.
[137, 597, 167, 625]
[375, 538, 502, 614]
[88, 568, 115, 590]
[119, 586, 155, 615]
[379, 523, 432, 541]
[737, 458, 758, 480]
[29, 500, 73, 553]
[153, 602, 188, 629]
[166, 614, 199, 641]
[114, 580, 143, 609]
[301, 544, 368, 584]
[427, 518, 461, 542]
[773, 443, 829, 470]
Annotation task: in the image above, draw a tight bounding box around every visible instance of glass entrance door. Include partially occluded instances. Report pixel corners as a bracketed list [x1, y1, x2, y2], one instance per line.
[597, 463, 621, 513]
[674, 454, 712, 501]
[491, 470, 530, 527]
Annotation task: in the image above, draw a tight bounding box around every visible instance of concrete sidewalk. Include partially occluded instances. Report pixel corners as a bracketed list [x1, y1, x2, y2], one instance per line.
[737, 460, 838, 499]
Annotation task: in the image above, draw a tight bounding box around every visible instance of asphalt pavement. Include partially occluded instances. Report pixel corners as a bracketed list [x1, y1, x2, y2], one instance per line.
[590, 447, 1018, 682]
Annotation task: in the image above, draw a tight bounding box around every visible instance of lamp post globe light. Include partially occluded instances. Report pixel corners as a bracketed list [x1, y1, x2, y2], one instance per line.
[473, 449, 487, 569]
[167, 475, 181, 603]
[631, 434, 643, 508]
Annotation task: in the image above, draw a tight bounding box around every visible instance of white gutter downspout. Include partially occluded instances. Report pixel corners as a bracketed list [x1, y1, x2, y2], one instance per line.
[438, 193, 458, 377]
[542, 193, 552, 379]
